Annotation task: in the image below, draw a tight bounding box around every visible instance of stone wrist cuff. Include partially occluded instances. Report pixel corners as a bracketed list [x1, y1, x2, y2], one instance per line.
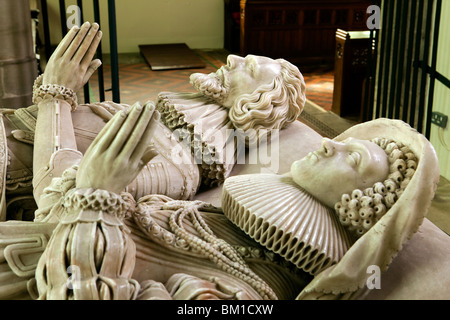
[32, 74, 78, 111]
[64, 188, 134, 219]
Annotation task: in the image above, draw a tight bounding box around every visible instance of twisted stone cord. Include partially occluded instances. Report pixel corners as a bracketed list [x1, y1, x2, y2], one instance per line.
[164, 200, 278, 300]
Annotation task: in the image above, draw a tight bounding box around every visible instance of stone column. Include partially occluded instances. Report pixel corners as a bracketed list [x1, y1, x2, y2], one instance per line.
[0, 0, 37, 109]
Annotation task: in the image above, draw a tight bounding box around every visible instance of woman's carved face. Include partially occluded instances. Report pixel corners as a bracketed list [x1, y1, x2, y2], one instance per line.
[290, 138, 390, 207]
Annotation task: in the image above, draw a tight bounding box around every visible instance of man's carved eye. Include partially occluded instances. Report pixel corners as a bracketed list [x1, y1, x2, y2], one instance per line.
[248, 63, 256, 75]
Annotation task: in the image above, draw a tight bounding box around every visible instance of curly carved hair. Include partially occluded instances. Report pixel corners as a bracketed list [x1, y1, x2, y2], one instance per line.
[334, 138, 417, 238]
[227, 59, 306, 144]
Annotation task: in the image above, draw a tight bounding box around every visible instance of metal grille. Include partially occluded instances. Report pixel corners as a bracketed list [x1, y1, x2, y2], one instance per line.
[39, 0, 120, 103]
[364, 0, 449, 139]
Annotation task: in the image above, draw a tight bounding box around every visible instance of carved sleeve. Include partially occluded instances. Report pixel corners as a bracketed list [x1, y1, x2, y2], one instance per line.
[32, 149, 83, 214]
[33, 98, 78, 204]
[35, 188, 140, 300]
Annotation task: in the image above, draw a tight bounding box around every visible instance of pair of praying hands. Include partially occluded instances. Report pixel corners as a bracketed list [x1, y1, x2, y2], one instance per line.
[76, 102, 160, 194]
[43, 22, 159, 194]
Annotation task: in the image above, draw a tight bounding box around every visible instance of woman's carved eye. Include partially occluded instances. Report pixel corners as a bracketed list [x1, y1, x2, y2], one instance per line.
[348, 152, 361, 166]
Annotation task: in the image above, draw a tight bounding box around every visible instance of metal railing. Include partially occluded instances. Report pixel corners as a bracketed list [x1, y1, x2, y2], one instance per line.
[39, 0, 120, 103]
[364, 0, 448, 139]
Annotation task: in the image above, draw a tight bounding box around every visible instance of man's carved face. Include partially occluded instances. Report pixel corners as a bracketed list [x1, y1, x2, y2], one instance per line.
[190, 55, 282, 108]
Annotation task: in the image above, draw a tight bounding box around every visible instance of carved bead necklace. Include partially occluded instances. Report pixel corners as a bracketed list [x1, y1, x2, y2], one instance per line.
[164, 200, 278, 300]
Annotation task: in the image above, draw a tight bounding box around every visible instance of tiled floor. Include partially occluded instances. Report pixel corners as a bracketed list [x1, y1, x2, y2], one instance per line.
[86, 50, 448, 235]
[88, 50, 226, 105]
[302, 68, 334, 112]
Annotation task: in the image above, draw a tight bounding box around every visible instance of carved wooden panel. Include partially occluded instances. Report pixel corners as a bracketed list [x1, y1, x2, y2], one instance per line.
[332, 30, 371, 118]
[240, 0, 372, 67]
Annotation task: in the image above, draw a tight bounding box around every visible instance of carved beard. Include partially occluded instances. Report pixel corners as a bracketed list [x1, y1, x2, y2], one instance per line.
[190, 71, 229, 105]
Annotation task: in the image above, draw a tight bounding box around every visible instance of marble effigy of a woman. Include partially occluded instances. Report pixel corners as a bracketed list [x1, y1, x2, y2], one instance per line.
[221, 118, 443, 299]
[221, 135, 418, 274]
